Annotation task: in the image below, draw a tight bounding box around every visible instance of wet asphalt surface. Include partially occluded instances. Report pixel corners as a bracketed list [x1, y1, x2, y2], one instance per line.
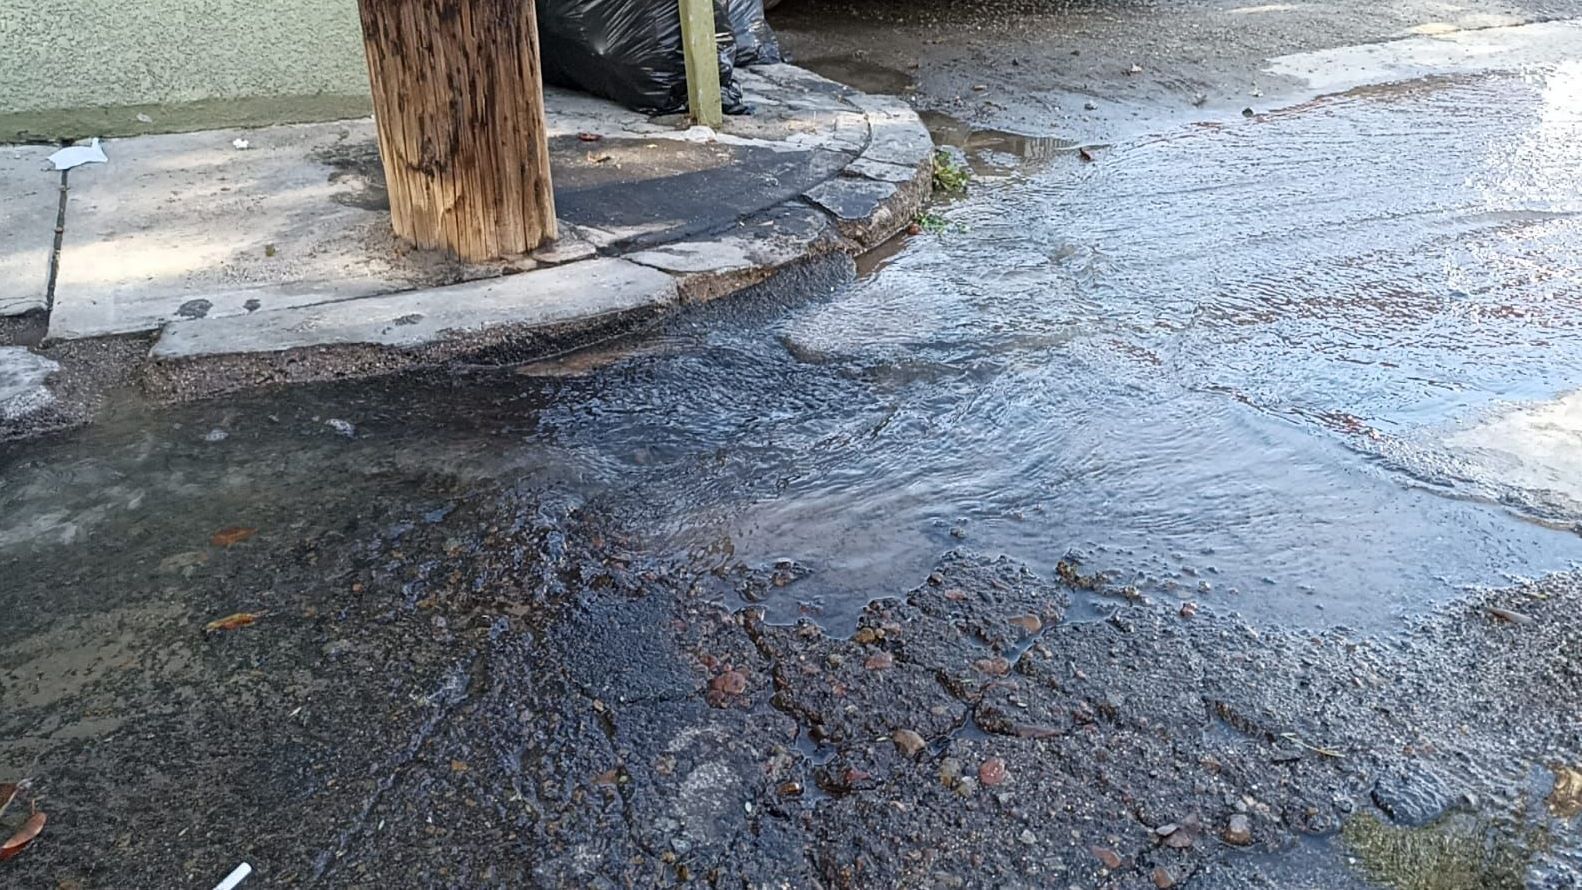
[7, 1, 1582, 887]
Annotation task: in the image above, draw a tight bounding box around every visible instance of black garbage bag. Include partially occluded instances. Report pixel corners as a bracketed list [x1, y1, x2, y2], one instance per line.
[724, 0, 782, 66]
[537, 0, 747, 116]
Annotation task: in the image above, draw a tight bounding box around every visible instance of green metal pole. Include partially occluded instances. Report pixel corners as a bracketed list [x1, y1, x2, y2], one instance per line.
[678, 0, 724, 128]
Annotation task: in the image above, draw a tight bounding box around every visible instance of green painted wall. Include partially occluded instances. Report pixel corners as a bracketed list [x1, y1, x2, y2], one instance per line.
[0, 0, 373, 140]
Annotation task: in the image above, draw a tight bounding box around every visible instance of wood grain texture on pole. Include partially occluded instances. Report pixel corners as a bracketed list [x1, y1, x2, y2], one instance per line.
[357, 0, 556, 262]
[678, 0, 724, 128]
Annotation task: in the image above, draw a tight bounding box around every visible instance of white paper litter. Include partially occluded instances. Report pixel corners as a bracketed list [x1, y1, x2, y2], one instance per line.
[232, 138, 251, 150]
[46, 138, 107, 171]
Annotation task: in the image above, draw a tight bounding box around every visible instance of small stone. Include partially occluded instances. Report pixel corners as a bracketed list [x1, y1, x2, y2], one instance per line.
[327, 418, 357, 437]
[1091, 846, 1123, 869]
[711, 669, 748, 695]
[1010, 613, 1042, 634]
[1179, 602, 1198, 619]
[1084, 100, 1098, 111]
[1224, 814, 1253, 846]
[854, 627, 878, 645]
[978, 757, 1008, 786]
[974, 657, 1011, 676]
[892, 729, 927, 757]
[826, 653, 844, 669]
[928, 572, 945, 586]
[778, 781, 803, 797]
[1154, 823, 1178, 837]
[1019, 829, 1037, 845]
[953, 777, 978, 797]
[1153, 866, 1177, 888]
[865, 651, 895, 671]
[939, 757, 963, 786]
[204, 428, 228, 442]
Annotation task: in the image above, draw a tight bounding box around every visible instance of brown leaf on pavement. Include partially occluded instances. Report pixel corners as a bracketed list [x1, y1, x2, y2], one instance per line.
[210, 526, 257, 548]
[577, 131, 602, 142]
[205, 612, 265, 633]
[0, 811, 46, 861]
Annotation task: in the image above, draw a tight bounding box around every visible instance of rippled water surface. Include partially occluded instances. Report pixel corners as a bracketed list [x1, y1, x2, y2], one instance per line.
[6, 66, 1582, 631]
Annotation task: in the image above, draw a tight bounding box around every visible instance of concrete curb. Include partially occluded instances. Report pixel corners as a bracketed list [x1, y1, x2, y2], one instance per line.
[141, 66, 935, 401]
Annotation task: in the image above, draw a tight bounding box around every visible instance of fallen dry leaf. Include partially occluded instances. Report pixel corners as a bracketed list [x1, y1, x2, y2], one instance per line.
[0, 811, 45, 861]
[210, 526, 257, 548]
[205, 612, 264, 633]
[577, 131, 602, 142]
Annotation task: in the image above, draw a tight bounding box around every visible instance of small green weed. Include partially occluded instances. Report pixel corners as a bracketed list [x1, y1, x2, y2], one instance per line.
[913, 211, 948, 234]
[931, 148, 970, 194]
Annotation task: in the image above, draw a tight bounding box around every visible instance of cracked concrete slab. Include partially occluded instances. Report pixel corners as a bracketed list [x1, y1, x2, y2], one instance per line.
[807, 178, 900, 221]
[0, 146, 60, 317]
[627, 204, 846, 302]
[151, 257, 675, 360]
[48, 120, 484, 341]
[848, 93, 935, 168]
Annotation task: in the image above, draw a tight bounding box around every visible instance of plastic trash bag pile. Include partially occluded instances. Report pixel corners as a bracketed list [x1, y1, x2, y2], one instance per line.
[537, 0, 783, 115]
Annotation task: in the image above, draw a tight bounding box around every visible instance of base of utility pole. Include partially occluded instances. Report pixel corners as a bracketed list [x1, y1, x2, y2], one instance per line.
[678, 0, 725, 128]
[357, 0, 557, 262]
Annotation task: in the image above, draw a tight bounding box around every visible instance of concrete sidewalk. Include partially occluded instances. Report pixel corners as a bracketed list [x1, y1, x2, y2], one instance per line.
[0, 64, 932, 425]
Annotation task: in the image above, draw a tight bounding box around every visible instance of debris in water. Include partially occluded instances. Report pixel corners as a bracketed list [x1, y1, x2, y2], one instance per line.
[1486, 607, 1534, 626]
[47, 138, 107, 171]
[232, 138, 251, 150]
[1547, 764, 1582, 818]
[136, 113, 154, 124]
[1079, 147, 1096, 163]
[210, 526, 257, 548]
[327, 418, 357, 437]
[577, 132, 602, 142]
[206, 612, 265, 632]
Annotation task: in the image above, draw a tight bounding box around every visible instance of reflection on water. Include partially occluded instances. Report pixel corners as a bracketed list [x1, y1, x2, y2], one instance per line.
[5, 70, 1582, 635]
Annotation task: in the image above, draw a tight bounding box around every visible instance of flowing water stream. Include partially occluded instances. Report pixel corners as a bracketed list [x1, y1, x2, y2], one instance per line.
[5, 62, 1582, 636]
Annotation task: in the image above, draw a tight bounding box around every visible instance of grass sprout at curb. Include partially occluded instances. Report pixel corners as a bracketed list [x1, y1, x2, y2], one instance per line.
[931, 148, 971, 194]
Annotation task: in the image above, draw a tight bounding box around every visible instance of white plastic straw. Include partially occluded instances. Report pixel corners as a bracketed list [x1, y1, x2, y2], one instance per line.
[213, 862, 252, 890]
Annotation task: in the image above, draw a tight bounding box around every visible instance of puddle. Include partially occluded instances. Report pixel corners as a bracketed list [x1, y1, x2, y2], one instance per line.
[921, 111, 1083, 173]
[795, 56, 916, 95]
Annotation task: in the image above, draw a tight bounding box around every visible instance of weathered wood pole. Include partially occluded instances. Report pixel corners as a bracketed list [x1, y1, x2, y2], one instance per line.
[356, 0, 556, 262]
[678, 0, 724, 128]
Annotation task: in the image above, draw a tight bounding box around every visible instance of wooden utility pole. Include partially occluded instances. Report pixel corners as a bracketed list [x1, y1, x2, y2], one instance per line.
[356, 0, 556, 262]
[678, 0, 724, 128]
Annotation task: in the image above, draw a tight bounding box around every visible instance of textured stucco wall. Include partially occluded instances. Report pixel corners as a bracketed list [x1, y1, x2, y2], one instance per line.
[0, 0, 369, 116]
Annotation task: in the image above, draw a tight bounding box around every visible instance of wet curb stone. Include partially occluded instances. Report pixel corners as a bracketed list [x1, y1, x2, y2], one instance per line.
[140, 66, 935, 401]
